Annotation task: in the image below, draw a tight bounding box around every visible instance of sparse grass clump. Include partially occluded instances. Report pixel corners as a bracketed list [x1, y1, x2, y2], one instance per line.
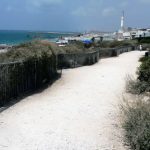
[121, 97, 150, 150]
[126, 76, 149, 94]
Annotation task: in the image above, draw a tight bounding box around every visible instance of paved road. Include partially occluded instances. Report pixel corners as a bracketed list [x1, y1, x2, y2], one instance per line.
[0, 51, 144, 150]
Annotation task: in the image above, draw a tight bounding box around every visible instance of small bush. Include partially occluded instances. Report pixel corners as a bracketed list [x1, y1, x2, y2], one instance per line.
[140, 44, 150, 51]
[139, 56, 149, 62]
[138, 58, 150, 83]
[126, 57, 150, 94]
[139, 37, 150, 44]
[95, 41, 110, 48]
[126, 76, 150, 94]
[121, 97, 150, 150]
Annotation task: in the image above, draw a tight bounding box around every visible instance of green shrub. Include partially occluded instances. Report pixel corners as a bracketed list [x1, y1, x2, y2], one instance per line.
[109, 41, 125, 48]
[95, 41, 110, 48]
[139, 37, 150, 44]
[96, 40, 137, 48]
[140, 44, 150, 50]
[121, 97, 150, 150]
[139, 56, 149, 62]
[138, 58, 150, 84]
[126, 57, 150, 94]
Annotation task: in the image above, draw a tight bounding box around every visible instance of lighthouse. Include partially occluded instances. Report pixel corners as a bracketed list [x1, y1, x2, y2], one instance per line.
[117, 11, 131, 41]
[120, 11, 124, 32]
[117, 11, 126, 41]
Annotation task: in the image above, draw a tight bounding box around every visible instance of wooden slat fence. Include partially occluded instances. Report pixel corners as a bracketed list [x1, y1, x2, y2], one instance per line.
[0, 55, 57, 106]
[57, 46, 133, 69]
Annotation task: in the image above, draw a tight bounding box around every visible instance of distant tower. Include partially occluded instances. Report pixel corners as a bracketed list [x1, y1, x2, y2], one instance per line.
[121, 11, 125, 32]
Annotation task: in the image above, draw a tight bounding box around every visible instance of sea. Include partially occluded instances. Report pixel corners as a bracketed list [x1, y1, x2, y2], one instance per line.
[0, 30, 76, 46]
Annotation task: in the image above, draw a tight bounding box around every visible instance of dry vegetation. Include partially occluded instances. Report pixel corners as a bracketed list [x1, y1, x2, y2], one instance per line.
[0, 39, 137, 63]
[121, 55, 150, 150]
[0, 40, 93, 63]
[0, 40, 59, 63]
[121, 96, 150, 150]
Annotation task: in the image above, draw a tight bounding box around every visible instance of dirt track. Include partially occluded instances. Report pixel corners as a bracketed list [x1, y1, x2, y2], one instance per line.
[0, 51, 145, 150]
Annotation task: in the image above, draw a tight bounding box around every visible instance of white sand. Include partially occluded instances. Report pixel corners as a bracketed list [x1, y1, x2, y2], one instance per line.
[0, 51, 145, 150]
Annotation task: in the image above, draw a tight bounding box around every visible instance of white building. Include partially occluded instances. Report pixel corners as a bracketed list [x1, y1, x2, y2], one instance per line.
[123, 32, 131, 40]
[134, 28, 150, 38]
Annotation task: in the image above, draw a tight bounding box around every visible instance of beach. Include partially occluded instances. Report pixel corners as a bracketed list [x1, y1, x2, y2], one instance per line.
[0, 51, 144, 150]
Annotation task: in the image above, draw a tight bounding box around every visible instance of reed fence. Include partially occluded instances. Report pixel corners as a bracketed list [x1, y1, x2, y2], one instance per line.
[0, 55, 57, 106]
[57, 50, 100, 69]
[58, 46, 133, 69]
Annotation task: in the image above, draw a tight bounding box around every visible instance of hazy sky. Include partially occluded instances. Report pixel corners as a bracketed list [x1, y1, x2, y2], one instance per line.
[0, 0, 150, 32]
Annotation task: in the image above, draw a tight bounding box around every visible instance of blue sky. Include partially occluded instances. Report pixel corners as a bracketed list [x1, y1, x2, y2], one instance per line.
[0, 0, 150, 32]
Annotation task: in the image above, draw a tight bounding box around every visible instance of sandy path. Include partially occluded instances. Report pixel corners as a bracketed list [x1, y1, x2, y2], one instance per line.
[0, 51, 145, 150]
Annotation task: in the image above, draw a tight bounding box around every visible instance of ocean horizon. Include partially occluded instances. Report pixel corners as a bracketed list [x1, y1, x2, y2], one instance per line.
[0, 30, 77, 45]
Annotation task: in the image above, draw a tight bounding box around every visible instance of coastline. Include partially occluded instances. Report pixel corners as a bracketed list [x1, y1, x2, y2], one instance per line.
[0, 30, 76, 46]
